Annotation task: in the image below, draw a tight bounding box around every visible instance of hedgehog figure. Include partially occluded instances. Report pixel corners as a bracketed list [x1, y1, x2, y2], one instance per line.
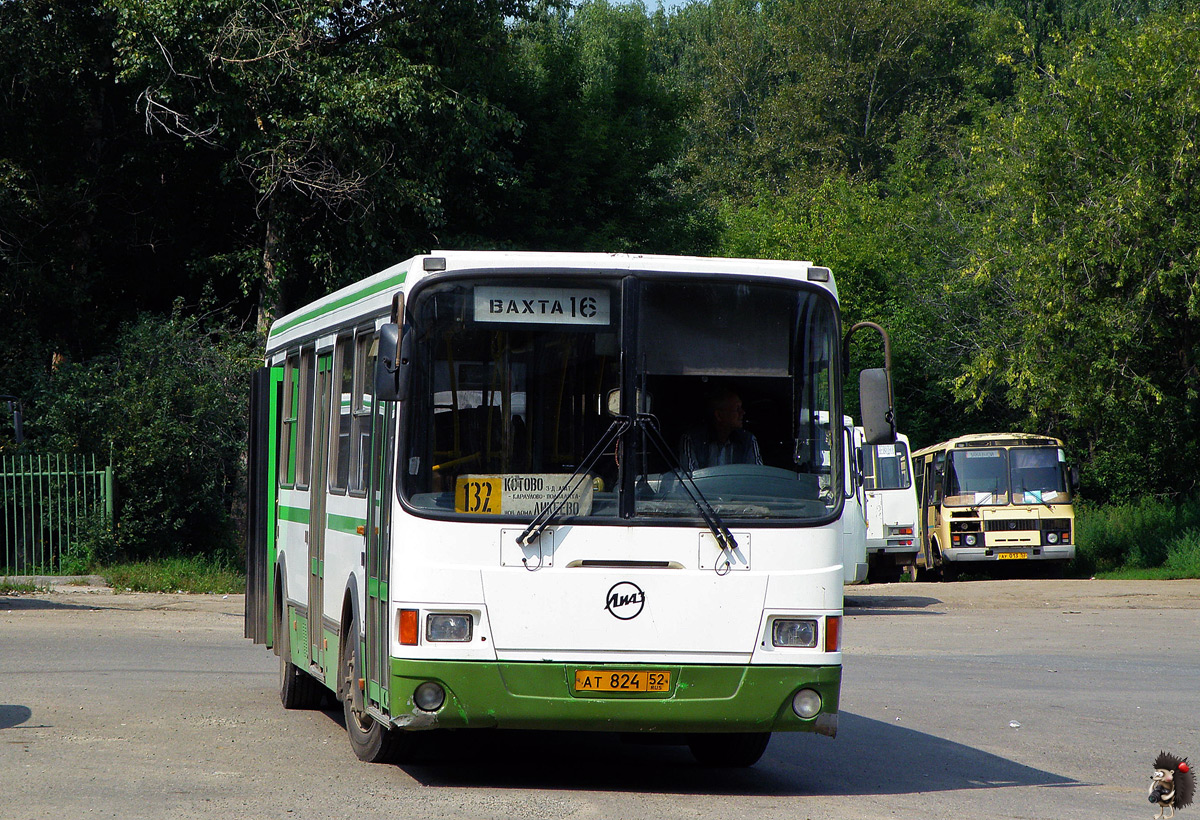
[1150, 752, 1195, 819]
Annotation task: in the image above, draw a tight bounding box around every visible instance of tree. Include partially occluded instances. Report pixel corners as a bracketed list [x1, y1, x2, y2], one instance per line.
[957, 9, 1200, 499]
[667, 0, 975, 202]
[107, 0, 531, 328]
[498, 0, 710, 253]
[33, 308, 258, 558]
[0, 1, 244, 392]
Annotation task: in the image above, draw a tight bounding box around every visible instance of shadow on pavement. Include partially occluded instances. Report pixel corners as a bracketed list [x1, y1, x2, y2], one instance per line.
[766, 712, 1082, 795]
[0, 596, 111, 612]
[0, 704, 32, 730]
[319, 710, 1078, 797]
[844, 593, 944, 615]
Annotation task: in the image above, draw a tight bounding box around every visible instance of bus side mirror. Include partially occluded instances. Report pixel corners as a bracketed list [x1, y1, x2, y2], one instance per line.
[859, 367, 896, 446]
[1069, 464, 1081, 491]
[375, 322, 411, 402]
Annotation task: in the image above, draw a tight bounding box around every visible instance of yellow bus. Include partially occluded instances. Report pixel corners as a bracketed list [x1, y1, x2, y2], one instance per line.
[910, 433, 1078, 579]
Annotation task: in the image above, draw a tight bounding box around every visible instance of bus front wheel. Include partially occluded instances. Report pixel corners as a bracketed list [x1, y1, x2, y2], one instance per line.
[341, 620, 401, 763]
[687, 732, 771, 767]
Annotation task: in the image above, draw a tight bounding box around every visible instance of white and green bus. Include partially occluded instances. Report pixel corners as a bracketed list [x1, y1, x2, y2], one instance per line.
[245, 251, 894, 767]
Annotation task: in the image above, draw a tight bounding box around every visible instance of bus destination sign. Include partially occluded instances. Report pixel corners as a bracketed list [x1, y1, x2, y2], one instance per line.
[474, 286, 610, 326]
[455, 473, 595, 517]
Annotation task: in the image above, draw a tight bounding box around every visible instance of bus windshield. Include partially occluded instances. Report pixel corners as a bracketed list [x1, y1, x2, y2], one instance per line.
[944, 448, 1009, 506]
[863, 441, 911, 491]
[401, 274, 840, 524]
[1010, 447, 1070, 504]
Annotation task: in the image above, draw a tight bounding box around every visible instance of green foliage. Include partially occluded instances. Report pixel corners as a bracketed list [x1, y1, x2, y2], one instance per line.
[1161, 529, 1200, 579]
[105, 0, 535, 322]
[56, 508, 119, 576]
[954, 9, 1200, 500]
[500, 0, 709, 252]
[5, 0, 1200, 556]
[31, 309, 257, 560]
[1073, 496, 1200, 575]
[667, 0, 975, 200]
[0, 581, 42, 595]
[103, 555, 246, 594]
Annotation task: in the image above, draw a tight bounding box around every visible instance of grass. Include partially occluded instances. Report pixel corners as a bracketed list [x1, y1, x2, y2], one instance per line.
[0, 580, 43, 594]
[101, 555, 245, 594]
[1073, 496, 1200, 579]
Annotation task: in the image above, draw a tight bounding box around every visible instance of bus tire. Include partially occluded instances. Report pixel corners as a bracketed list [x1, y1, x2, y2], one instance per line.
[341, 619, 400, 763]
[938, 552, 958, 582]
[278, 597, 323, 710]
[687, 732, 770, 767]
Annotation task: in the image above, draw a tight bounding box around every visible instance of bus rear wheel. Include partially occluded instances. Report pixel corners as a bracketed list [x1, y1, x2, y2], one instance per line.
[687, 732, 771, 767]
[341, 620, 401, 763]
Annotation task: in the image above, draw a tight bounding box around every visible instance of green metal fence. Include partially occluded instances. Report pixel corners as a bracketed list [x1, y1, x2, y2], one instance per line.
[1, 454, 114, 574]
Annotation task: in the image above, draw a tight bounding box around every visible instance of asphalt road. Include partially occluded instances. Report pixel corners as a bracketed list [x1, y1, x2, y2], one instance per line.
[1, 579, 1197, 820]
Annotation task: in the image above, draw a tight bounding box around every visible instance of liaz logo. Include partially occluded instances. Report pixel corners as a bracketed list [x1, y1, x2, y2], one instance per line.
[605, 582, 645, 620]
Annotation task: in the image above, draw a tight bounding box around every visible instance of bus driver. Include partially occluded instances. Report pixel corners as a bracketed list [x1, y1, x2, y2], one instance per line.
[679, 386, 763, 473]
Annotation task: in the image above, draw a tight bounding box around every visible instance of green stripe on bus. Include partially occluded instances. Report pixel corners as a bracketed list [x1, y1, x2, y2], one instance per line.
[279, 505, 310, 524]
[270, 268, 409, 337]
[327, 513, 366, 535]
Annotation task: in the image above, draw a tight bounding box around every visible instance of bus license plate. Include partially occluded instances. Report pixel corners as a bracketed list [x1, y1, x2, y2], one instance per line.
[997, 552, 1028, 560]
[574, 670, 671, 693]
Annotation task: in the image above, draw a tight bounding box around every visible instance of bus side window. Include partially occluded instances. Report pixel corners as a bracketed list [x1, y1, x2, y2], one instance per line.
[930, 452, 945, 504]
[296, 348, 315, 489]
[331, 334, 354, 493]
[862, 447, 878, 491]
[349, 331, 377, 495]
[279, 353, 299, 488]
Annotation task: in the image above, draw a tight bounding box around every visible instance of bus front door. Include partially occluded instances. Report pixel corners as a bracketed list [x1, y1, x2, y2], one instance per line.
[308, 352, 333, 678]
[919, 457, 939, 571]
[363, 400, 394, 715]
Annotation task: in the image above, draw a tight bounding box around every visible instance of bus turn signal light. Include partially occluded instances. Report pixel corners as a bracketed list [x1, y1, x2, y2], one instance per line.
[399, 609, 419, 645]
[825, 616, 841, 652]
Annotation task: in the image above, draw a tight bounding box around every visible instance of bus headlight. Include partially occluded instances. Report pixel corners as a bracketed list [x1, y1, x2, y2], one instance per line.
[772, 619, 817, 648]
[1046, 532, 1059, 545]
[414, 682, 446, 712]
[792, 688, 822, 719]
[426, 613, 473, 642]
[964, 534, 977, 547]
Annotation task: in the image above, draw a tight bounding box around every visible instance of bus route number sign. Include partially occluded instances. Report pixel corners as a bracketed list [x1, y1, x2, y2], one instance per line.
[574, 670, 671, 693]
[456, 477, 501, 514]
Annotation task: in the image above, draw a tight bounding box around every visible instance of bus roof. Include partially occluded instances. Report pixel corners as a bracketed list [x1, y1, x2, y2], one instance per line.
[911, 432, 1065, 459]
[265, 251, 835, 355]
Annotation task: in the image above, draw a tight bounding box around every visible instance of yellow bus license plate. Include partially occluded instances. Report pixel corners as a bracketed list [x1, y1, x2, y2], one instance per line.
[574, 670, 671, 693]
[997, 552, 1028, 560]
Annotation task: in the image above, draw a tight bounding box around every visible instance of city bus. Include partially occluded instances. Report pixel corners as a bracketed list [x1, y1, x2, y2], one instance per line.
[859, 432, 918, 582]
[244, 251, 895, 767]
[910, 433, 1077, 579]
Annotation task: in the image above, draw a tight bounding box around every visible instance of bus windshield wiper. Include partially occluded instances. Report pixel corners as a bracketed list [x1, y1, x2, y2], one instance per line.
[634, 413, 738, 554]
[516, 419, 630, 547]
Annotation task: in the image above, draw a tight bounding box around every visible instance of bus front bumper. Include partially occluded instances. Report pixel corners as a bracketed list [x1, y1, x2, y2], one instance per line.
[384, 660, 841, 735]
[943, 545, 1075, 563]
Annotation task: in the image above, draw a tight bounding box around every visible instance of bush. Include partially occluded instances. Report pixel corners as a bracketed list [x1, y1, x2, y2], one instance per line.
[1162, 529, 1200, 579]
[31, 307, 258, 561]
[1074, 496, 1200, 576]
